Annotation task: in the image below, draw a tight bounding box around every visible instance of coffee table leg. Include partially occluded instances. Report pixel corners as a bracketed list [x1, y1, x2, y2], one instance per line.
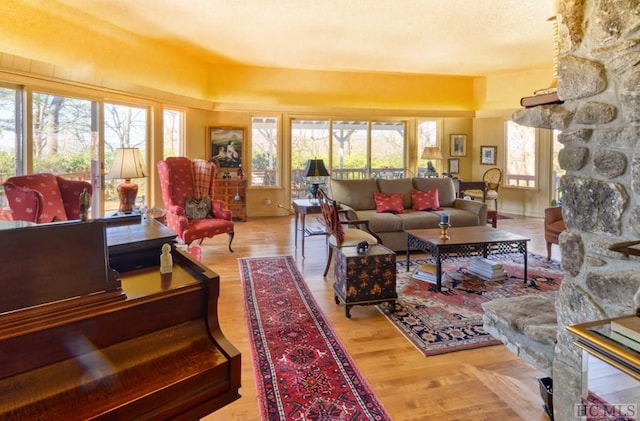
[435, 250, 442, 292]
[523, 242, 528, 286]
[406, 237, 411, 272]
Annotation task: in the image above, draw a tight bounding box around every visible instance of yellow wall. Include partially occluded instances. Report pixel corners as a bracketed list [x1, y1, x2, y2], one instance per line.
[208, 64, 477, 110]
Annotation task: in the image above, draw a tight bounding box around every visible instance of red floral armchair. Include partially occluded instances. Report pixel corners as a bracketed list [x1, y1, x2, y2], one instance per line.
[157, 157, 234, 251]
[2, 173, 92, 223]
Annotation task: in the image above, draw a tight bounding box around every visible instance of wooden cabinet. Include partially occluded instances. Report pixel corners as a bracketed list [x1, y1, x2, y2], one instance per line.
[214, 179, 247, 221]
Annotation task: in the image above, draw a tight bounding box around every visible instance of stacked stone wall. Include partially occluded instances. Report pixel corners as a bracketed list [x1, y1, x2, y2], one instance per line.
[512, 0, 640, 419]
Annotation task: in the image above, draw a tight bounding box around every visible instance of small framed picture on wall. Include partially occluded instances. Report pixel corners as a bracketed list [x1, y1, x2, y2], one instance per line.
[450, 134, 467, 157]
[480, 145, 497, 165]
[209, 127, 244, 168]
[448, 158, 459, 174]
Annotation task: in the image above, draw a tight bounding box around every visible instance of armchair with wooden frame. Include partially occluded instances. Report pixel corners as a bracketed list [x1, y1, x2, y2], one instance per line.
[461, 167, 502, 211]
[316, 188, 383, 276]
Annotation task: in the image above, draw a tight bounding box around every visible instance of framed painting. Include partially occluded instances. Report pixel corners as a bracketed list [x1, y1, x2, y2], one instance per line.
[450, 134, 467, 157]
[209, 127, 244, 168]
[448, 158, 459, 174]
[480, 145, 497, 165]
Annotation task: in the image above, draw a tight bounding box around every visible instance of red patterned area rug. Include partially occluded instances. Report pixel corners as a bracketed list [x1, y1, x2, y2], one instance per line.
[239, 255, 390, 421]
[377, 252, 562, 356]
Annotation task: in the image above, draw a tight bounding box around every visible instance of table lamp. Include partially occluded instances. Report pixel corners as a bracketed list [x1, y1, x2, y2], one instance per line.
[107, 147, 148, 213]
[421, 146, 443, 177]
[303, 158, 330, 199]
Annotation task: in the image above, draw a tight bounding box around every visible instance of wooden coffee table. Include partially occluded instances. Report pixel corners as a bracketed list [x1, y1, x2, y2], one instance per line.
[405, 226, 530, 292]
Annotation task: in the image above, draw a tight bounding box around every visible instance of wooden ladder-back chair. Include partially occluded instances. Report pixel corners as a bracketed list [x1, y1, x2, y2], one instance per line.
[316, 188, 382, 276]
[464, 167, 502, 211]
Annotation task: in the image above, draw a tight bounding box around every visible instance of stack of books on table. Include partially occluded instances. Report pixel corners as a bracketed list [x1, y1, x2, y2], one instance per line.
[610, 316, 640, 353]
[412, 263, 437, 284]
[465, 257, 507, 281]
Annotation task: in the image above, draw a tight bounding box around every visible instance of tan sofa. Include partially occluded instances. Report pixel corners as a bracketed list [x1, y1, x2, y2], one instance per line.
[329, 177, 487, 251]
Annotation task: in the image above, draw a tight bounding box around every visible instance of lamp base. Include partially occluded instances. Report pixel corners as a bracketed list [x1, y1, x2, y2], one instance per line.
[117, 179, 138, 213]
[309, 182, 321, 199]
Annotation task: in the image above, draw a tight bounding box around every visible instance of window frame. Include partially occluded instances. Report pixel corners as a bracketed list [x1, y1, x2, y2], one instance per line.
[504, 120, 538, 189]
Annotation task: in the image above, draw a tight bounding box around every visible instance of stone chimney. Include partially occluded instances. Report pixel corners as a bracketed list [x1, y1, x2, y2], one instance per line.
[512, 0, 640, 419]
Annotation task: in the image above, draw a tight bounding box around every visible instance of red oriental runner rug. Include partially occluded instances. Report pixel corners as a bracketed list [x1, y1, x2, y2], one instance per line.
[239, 255, 390, 421]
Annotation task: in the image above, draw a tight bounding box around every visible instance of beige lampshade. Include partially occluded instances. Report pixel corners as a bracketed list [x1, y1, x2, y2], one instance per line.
[421, 146, 443, 161]
[107, 148, 148, 180]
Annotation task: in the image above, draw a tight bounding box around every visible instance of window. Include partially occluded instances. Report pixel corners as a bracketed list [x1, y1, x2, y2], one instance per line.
[505, 120, 537, 187]
[371, 122, 405, 178]
[163, 108, 184, 158]
[417, 120, 439, 176]
[0, 86, 19, 207]
[251, 116, 279, 187]
[291, 119, 329, 199]
[551, 129, 564, 205]
[31, 92, 94, 180]
[331, 121, 368, 180]
[104, 102, 149, 213]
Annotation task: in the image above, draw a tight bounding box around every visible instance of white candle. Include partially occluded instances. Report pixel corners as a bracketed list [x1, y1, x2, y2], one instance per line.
[440, 213, 449, 225]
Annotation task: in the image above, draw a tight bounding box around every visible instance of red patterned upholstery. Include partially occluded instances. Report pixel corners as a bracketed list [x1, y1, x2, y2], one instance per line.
[157, 157, 234, 250]
[2, 173, 92, 223]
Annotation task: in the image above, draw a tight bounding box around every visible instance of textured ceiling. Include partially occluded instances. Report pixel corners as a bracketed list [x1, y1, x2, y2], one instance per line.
[55, 0, 557, 76]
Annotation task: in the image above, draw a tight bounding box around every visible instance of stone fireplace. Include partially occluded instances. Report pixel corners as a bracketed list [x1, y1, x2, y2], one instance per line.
[512, 0, 640, 419]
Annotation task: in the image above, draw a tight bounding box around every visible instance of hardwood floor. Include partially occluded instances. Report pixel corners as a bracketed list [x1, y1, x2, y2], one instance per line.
[202, 214, 557, 420]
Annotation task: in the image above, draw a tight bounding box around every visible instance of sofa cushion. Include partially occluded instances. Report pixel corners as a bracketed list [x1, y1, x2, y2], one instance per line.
[411, 188, 441, 211]
[329, 178, 378, 210]
[354, 209, 403, 233]
[412, 177, 457, 207]
[377, 178, 413, 209]
[397, 210, 441, 230]
[374, 192, 405, 214]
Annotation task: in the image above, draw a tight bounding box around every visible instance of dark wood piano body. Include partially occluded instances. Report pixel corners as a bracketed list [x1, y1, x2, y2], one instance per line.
[0, 221, 241, 420]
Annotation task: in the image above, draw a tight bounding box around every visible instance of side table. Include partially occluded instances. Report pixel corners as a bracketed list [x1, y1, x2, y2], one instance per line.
[333, 244, 397, 318]
[293, 199, 327, 258]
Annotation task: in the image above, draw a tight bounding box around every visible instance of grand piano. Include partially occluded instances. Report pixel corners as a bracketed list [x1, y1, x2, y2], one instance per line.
[0, 221, 241, 419]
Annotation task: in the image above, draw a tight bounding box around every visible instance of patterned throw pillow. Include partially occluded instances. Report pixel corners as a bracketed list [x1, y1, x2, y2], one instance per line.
[411, 188, 442, 211]
[185, 195, 212, 219]
[373, 192, 406, 213]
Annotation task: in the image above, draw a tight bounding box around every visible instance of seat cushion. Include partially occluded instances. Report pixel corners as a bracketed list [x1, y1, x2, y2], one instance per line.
[329, 228, 380, 247]
[354, 209, 403, 233]
[547, 220, 566, 235]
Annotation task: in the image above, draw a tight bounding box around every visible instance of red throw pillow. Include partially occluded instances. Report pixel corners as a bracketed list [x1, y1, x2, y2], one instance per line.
[412, 188, 441, 211]
[374, 192, 406, 214]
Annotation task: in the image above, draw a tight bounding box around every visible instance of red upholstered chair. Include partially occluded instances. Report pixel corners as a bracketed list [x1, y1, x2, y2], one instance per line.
[2, 173, 92, 223]
[157, 157, 234, 251]
[544, 206, 566, 260]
